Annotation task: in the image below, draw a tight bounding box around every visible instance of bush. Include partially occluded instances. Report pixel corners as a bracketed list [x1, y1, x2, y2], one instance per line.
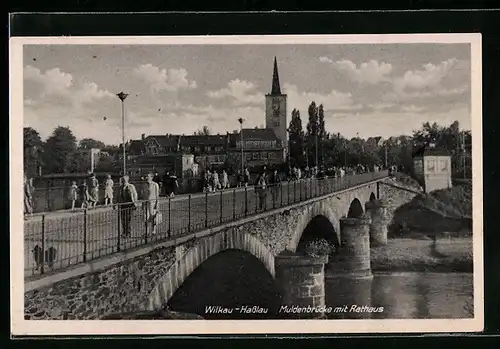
[304, 239, 336, 258]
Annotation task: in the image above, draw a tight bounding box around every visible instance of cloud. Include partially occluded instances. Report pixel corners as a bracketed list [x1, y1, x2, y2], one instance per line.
[206, 79, 264, 106]
[320, 58, 393, 84]
[133, 64, 197, 92]
[393, 58, 465, 91]
[24, 65, 114, 108]
[23, 65, 117, 142]
[284, 83, 354, 113]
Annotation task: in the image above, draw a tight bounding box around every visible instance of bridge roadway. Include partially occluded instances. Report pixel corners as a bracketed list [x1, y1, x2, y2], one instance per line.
[24, 171, 388, 278]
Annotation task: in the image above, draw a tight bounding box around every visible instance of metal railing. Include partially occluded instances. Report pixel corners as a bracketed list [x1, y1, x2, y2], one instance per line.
[24, 170, 388, 278]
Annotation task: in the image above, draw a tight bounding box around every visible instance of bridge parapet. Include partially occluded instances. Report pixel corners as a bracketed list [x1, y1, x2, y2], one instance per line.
[24, 170, 388, 279]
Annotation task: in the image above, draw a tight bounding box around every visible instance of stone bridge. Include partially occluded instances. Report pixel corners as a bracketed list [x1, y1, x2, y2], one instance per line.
[24, 173, 420, 320]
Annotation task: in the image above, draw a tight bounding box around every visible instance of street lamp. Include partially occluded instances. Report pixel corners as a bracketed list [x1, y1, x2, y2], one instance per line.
[117, 91, 129, 176]
[238, 118, 244, 174]
[286, 128, 292, 171]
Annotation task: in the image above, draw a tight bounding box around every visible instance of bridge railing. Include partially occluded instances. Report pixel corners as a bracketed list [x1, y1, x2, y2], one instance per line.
[23, 170, 388, 278]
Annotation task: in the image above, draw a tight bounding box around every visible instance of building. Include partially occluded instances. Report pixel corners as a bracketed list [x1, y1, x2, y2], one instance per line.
[412, 143, 452, 193]
[227, 128, 285, 171]
[265, 57, 288, 149]
[78, 148, 109, 173]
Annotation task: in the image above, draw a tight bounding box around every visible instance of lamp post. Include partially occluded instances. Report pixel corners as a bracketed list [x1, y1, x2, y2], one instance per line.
[238, 118, 244, 174]
[286, 128, 291, 171]
[117, 92, 129, 176]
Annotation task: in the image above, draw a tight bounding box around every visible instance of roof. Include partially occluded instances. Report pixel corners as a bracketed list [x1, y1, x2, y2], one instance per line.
[413, 144, 451, 157]
[241, 128, 280, 141]
[145, 135, 179, 148]
[127, 140, 145, 154]
[271, 56, 282, 95]
[179, 134, 228, 146]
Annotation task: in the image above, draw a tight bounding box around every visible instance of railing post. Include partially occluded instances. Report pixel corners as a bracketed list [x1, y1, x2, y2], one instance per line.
[233, 189, 236, 220]
[117, 206, 121, 252]
[40, 214, 45, 275]
[293, 180, 296, 203]
[377, 181, 380, 199]
[168, 197, 171, 237]
[188, 194, 191, 232]
[281, 182, 283, 208]
[244, 187, 248, 217]
[144, 202, 148, 245]
[205, 192, 208, 228]
[220, 190, 223, 224]
[83, 209, 87, 262]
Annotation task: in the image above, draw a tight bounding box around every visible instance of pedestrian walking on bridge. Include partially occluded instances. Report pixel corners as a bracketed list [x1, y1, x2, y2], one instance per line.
[117, 175, 139, 238]
[144, 172, 161, 236]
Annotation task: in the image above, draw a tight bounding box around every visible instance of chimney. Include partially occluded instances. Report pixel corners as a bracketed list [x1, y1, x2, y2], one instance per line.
[141, 133, 145, 140]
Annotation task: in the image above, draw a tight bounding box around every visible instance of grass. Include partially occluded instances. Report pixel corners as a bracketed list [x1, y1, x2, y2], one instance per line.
[390, 183, 473, 237]
[371, 237, 473, 273]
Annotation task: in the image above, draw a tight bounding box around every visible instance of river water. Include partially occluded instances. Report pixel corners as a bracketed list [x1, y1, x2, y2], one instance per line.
[167, 250, 473, 320]
[325, 272, 473, 319]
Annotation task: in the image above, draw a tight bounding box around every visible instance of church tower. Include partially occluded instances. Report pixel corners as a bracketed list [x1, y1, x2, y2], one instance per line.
[265, 57, 287, 148]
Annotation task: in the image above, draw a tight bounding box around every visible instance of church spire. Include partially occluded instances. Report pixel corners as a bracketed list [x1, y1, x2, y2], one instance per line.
[271, 56, 282, 95]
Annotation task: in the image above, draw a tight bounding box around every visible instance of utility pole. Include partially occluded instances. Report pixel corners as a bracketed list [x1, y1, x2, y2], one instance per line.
[315, 133, 318, 168]
[238, 118, 244, 174]
[462, 132, 466, 179]
[117, 92, 129, 176]
[384, 145, 388, 168]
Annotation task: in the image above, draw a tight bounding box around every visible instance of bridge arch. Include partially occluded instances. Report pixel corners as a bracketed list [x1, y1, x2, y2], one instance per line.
[347, 198, 364, 218]
[287, 201, 341, 252]
[145, 229, 275, 312]
[369, 192, 376, 202]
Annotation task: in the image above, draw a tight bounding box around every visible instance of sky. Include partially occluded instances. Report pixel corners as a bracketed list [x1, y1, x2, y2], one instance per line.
[23, 43, 472, 145]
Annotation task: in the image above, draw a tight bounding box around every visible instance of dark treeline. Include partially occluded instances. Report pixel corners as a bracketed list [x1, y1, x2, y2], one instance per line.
[23, 126, 119, 178]
[24, 104, 472, 180]
[288, 102, 472, 179]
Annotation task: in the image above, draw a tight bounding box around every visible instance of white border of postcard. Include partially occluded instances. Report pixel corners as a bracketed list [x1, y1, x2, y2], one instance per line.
[10, 33, 483, 335]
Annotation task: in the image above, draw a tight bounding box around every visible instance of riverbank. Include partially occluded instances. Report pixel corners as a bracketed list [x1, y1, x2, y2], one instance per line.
[371, 237, 473, 273]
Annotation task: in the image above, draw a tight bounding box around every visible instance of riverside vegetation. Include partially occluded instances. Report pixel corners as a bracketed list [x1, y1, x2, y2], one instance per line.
[305, 179, 473, 273]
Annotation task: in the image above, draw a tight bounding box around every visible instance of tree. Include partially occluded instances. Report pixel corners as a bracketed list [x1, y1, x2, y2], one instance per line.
[23, 127, 44, 178]
[79, 138, 106, 150]
[43, 126, 78, 174]
[317, 104, 326, 165]
[288, 109, 305, 167]
[94, 155, 118, 173]
[194, 125, 211, 136]
[306, 101, 319, 167]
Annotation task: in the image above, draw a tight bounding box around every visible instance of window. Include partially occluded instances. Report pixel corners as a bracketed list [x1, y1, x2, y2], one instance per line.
[414, 159, 423, 173]
[194, 146, 201, 152]
[206, 146, 212, 152]
[253, 152, 259, 160]
[440, 159, 448, 171]
[261, 152, 268, 159]
[426, 160, 435, 172]
[246, 153, 252, 160]
[215, 146, 223, 152]
[269, 152, 275, 160]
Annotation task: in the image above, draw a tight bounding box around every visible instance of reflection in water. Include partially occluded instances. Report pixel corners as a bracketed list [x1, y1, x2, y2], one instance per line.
[326, 273, 473, 319]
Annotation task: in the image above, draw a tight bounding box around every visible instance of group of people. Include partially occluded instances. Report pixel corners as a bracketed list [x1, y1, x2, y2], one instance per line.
[67, 173, 115, 210]
[202, 169, 231, 193]
[110, 173, 162, 238]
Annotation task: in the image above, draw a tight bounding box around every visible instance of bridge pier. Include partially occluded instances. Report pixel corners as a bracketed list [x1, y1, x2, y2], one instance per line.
[327, 214, 373, 280]
[274, 252, 328, 319]
[365, 199, 389, 246]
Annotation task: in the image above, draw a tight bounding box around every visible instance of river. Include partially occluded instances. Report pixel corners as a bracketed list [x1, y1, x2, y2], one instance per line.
[325, 272, 473, 319]
[166, 250, 473, 320]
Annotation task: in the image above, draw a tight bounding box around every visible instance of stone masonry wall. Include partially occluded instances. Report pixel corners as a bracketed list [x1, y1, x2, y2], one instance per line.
[25, 247, 177, 320]
[378, 179, 422, 228]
